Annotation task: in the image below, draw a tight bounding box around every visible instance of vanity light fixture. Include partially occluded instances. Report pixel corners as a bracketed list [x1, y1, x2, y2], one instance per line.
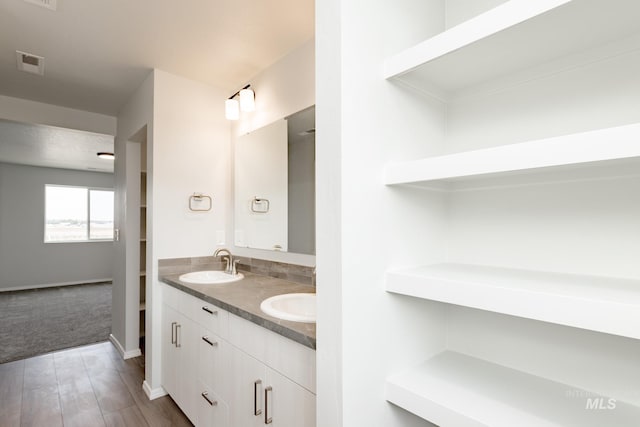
[225, 84, 255, 120]
[225, 98, 240, 120]
[239, 86, 255, 112]
[97, 152, 115, 160]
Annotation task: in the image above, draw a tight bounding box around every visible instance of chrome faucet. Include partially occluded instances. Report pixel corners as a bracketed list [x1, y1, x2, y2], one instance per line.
[213, 248, 238, 275]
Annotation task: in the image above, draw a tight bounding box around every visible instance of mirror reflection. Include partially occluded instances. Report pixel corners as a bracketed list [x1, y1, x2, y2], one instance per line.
[234, 106, 315, 255]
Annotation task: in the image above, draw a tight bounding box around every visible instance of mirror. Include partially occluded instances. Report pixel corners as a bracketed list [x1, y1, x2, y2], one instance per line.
[234, 106, 315, 255]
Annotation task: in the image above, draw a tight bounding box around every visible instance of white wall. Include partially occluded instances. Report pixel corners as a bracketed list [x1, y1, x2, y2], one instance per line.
[231, 39, 316, 266]
[0, 162, 114, 290]
[151, 70, 230, 259]
[316, 1, 447, 426]
[444, 0, 508, 28]
[315, 1, 343, 422]
[147, 69, 230, 392]
[114, 71, 154, 357]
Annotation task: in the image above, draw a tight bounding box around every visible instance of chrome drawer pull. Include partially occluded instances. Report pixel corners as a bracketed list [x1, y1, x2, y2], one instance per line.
[264, 386, 273, 424]
[171, 322, 177, 344]
[201, 391, 217, 406]
[202, 306, 218, 315]
[254, 379, 262, 416]
[202, 336, 218, 347]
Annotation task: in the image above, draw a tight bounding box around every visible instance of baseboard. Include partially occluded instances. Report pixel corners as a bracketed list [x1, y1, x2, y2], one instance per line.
[0, 278, 113, 292]
[143, 380, 167, 400]
[109, 334, 142, 359]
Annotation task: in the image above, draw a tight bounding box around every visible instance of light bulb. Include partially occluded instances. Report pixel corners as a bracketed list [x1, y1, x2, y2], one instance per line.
[225, 98, 240, 120]
[239, 88, 255, 112]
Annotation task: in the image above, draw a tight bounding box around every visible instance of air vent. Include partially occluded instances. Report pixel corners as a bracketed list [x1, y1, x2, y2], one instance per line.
[23, 0, 57, 11]
[16, 51, 45, 75]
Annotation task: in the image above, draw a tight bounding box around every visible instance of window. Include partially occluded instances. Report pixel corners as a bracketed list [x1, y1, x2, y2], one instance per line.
[45, 185, 114, 242]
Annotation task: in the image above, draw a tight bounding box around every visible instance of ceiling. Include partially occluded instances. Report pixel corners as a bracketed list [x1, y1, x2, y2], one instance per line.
[0, 0, 315, 116]
[0, 0, 314, 172]
[0, 118, 115, 172]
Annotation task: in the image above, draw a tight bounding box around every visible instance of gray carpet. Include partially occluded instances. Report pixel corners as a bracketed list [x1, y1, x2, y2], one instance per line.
[0, 282, 112, 364]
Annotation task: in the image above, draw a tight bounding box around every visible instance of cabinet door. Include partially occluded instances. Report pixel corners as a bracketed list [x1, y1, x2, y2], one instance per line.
[230, 347, 266, 427]
[265, 367, 316, 427]
[161, 304, 178, 397]
[176, 312, 199, 425]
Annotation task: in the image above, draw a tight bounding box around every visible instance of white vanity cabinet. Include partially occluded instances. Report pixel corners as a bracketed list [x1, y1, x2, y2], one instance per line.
[160, 283, 316, 427]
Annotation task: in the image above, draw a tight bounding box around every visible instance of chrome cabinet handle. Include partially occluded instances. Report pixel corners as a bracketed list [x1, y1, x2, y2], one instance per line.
[253, 380, 262, 416]
[202, 336, 217, 347]
[202, 306, 218, 315]
[201, 391, 217, 406]
[171, 322, 177, 345]
[176, 324, 181, 348]
[264, 386, 273, 424]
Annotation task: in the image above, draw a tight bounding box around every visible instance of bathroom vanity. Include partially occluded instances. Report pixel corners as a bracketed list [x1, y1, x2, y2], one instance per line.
[160, 270, 316, 426]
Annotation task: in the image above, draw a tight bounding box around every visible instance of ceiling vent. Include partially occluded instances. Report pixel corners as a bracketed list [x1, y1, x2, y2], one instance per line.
[23, 0, 57, 11]
[16, 51, 45, 75]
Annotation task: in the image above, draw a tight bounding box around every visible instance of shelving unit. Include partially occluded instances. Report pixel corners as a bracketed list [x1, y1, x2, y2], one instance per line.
[379, 1, 640, 425]
[139, 142, 147, 343]
[386, 264, 640, 340]
[384, 0, 640, 97]
[384, 123, 640, 187]
[386, 351, 640, 427]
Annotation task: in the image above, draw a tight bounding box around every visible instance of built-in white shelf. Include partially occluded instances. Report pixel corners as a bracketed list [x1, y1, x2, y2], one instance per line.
[386, 351, 640, 427]
[140, 271, 146, 277]
[386, 263, 640, 340]
[384, 0, 640, 96]
[384, 123, 640, 187]
[139, 301, 146, 311]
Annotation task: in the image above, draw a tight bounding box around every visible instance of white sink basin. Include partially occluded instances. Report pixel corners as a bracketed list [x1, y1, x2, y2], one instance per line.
[178, 270, 244, 285]
[260, 293, 316, 323]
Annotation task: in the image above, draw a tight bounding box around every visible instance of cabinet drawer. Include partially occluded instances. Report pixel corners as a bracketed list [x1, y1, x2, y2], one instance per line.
[197, 381, 229, 427]
[183, 293, 229, 338]
[198, 326, 231, 403]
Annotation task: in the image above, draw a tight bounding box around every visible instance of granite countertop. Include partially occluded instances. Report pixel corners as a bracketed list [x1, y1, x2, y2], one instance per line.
[160, 271, 316, 349]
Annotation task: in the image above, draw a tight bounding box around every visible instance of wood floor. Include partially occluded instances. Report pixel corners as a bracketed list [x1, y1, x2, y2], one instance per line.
[0, 341, 192, 427]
